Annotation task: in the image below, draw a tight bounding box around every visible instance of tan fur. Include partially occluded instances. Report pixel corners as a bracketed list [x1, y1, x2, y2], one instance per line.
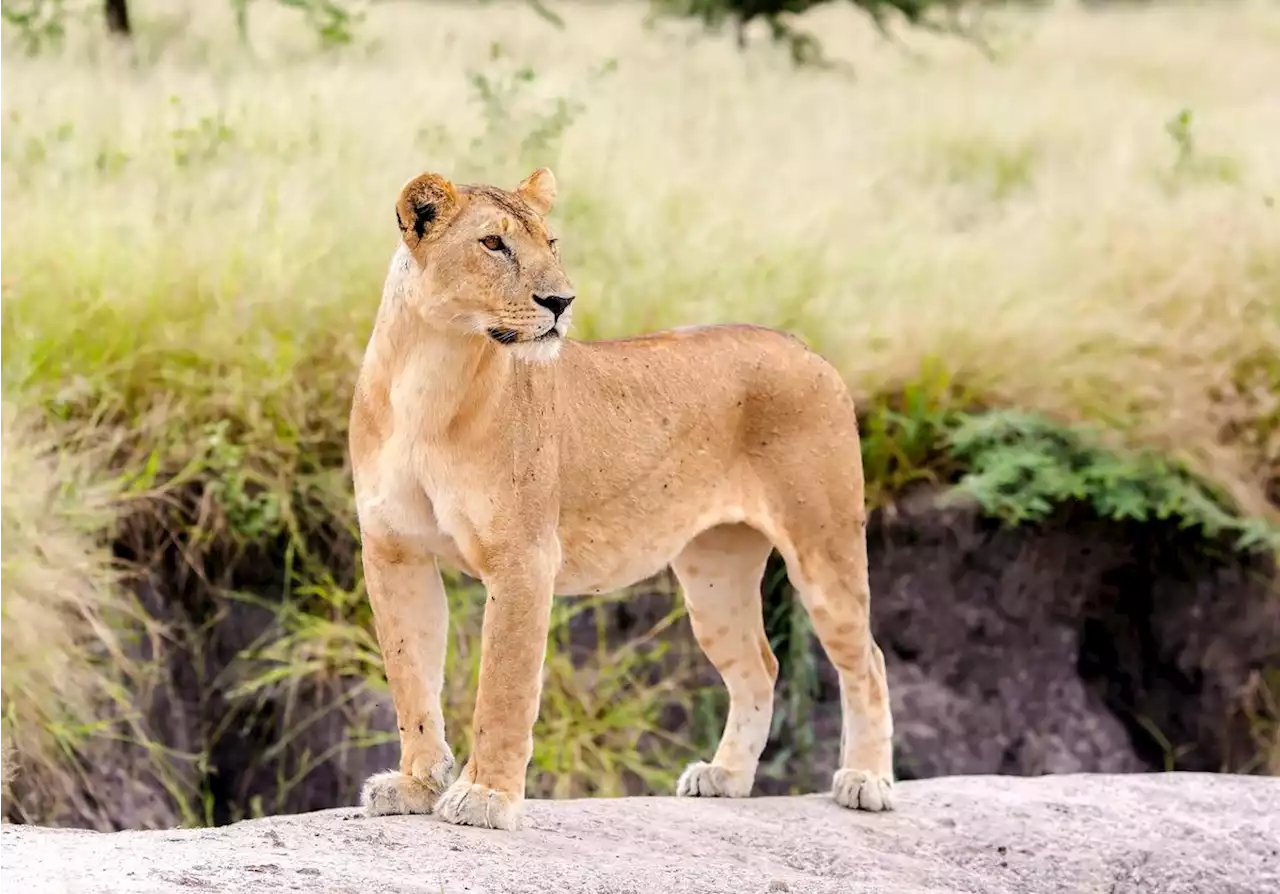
[351, 168, 895, 830]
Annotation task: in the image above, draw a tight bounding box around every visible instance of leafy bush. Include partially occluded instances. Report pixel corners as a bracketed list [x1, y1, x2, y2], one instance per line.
[946, 411, 1280, 553]
[1, 0, 69, 54]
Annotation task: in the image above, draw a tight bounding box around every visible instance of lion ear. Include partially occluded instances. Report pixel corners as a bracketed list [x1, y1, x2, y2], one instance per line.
[395, 172, 460, 251]
[515, 167, 557, 216]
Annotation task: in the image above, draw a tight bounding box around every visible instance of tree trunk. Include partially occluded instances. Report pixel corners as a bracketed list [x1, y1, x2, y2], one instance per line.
[105, 0, 131, 37]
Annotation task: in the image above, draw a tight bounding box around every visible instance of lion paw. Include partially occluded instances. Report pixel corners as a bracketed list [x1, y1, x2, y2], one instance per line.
[435, 779, 522, 831]
[832, 768, 894, 812]
[676, 761, 753, 798]
[360, 754, 454, 817]
[360, 771, 439, 816]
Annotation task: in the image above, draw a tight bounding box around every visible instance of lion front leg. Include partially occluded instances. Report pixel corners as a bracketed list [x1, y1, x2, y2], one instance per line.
[435, 548, 557, 832]
[359, 538, 455, 817]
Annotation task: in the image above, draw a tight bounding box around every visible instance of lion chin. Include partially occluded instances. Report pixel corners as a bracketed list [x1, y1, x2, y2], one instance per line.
[487, 323, 568, 364]
[509, 335, 564, 364]
[348, 167, 895, 831]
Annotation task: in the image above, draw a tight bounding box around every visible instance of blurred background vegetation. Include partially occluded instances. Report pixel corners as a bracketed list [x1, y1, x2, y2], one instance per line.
[1, 0, 1277, 829]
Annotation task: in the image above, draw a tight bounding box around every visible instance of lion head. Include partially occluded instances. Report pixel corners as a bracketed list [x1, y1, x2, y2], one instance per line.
[391, 167, 575, 361]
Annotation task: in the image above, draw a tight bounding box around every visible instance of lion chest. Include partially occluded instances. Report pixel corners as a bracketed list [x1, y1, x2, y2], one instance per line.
[356, 436, 481, 578]
[417, 444, 561, 575]
[358, 485, 479, 578]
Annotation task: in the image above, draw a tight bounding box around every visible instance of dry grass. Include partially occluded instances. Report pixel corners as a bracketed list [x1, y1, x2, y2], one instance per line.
[0, 403, 133, 821]
[3, 0, 1278, 517]
[0, 732, 13, 814]
[2, 0, 1278, 822]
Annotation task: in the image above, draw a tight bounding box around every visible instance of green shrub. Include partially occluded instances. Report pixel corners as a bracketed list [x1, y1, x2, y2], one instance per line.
[946, 410, 1280, 553]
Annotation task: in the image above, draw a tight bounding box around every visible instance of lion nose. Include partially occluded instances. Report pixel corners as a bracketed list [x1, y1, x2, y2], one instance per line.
[533, 292, 575, 319]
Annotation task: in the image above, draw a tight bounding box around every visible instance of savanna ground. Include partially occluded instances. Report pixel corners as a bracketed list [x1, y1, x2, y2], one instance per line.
[1, 0, 1278, 830]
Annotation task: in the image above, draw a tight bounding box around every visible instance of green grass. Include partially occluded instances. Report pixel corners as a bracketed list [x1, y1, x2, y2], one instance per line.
[230, 571, 704, 806]
[2, 0, 1278, 825]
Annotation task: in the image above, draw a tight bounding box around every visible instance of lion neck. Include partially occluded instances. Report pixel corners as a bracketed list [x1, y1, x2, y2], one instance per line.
[371, 298, 557, 443]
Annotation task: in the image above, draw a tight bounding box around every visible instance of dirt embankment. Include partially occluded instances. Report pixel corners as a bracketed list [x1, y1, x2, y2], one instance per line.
[4, 773, 1278, 894]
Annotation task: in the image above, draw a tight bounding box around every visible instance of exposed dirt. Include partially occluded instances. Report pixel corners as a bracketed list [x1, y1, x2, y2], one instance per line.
[866, 492, 1280, 779]
[4, 773, 1279, 894]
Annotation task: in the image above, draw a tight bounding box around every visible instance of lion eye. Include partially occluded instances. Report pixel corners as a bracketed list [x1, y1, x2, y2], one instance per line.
[480, 235, 507, 253]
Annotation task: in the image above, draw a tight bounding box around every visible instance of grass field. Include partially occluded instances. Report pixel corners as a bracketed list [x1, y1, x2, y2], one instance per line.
[2, 0, 1278, 825]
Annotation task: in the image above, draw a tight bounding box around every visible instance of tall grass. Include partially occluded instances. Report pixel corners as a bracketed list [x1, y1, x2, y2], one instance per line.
[3, 1, 1277, 519]
[230, 569, 703, 807]
[0, 732, 12, 814]
[0, 404, 172, 826]
[2, 0, 1278, 822]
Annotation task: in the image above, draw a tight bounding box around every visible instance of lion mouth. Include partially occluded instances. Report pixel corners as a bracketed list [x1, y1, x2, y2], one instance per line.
[486, 327, 520, 345]
[486, 326, 562, 345]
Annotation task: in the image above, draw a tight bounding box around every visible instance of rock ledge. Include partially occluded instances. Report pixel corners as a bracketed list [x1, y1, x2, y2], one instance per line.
[3, 773, 1277, 893]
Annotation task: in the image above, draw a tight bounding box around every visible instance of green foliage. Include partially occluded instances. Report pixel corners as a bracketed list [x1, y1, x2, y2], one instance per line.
[275, 0, 360, 47]
[7, 118, 76, 169]
[0, 0, 68, 54]
[858, 360, 968, 509]
[653, 0, 997, 66]
[945, 410, 1280, 552]
[168, 99, 236, 168]
[198, 421, 284, 543]
[466, 44, 618, 173]
[1161, 107, 1240, 189]
[227, 0, 361, 49]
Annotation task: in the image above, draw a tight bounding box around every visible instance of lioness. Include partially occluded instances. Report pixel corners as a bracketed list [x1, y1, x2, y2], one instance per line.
[350, 167, 894, 831]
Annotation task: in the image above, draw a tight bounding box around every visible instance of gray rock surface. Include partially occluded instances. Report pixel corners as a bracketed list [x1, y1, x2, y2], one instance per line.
[3, 773, 1278, 894]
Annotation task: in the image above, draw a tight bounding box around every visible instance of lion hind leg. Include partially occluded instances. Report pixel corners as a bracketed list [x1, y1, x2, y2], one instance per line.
[770, 498, 895, 812]
[672, 523, 776, 799]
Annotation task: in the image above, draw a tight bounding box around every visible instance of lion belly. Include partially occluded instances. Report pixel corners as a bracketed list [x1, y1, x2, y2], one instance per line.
[552, 491, 750, 597]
